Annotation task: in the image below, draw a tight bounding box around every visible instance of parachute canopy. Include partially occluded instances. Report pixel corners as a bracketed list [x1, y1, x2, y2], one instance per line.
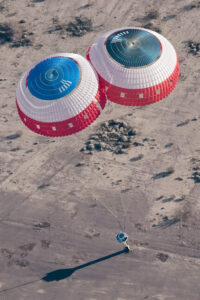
[86, 27, 179, 106]
[16, 53, 106, 137]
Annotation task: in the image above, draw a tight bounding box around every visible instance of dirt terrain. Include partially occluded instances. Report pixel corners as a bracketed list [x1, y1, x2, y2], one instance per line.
[0, 0, 200, 299]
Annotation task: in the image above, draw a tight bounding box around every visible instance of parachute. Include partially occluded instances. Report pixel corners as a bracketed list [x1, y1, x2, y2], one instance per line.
[86, 27, 179, 106]
[16, 53, 106, 137]
[16, 29, 179, 136]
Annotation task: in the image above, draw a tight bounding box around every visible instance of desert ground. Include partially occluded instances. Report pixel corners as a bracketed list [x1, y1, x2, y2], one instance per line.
[0, 0, 200, 299]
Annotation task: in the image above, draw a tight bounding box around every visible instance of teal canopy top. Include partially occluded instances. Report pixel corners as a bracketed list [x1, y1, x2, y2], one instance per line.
[105, 28, 161, 68]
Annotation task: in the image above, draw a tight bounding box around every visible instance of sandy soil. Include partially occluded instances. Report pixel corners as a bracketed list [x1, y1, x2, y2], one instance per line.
[0, 0, 200, 299]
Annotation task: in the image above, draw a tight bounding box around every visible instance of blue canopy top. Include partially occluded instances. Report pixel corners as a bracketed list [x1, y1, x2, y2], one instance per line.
[27, 56, 80, 101]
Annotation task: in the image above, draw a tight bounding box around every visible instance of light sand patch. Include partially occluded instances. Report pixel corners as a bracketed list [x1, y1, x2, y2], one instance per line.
[37, 289, 46, 294]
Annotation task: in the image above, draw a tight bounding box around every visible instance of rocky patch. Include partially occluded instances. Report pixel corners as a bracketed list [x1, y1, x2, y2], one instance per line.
[143, 21, 161, 33]
[48, 16, 92, 37]
[162, 14, 176, 22]
[33, 221, 50, 230]
[80, 119, 136, 154]
[152, 167, 175, 180]
[156, 252, 169, 262]
[176, 119, 190, 127]
[41, 240, 51, 249]
[189, 158, 200, 183]
[0, 248, 13, 259]
[0, 22, 33, 47]
[187, 41, 200, 56]
[182, 1, 200, 11]
[14, 259, 29, 267]
[38, 183, 50, 189]
[135, 9, 160, 22]
[5, 132, 21, 140]
[66, 16, 92, 37]
[0, 23, 13, 45]
[155, 216, 180, 228]
[19, 242, 36, 252]
[190, 171, 200, 183]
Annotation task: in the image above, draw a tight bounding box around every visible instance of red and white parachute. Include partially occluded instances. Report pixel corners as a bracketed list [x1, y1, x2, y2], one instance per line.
[16, 53, 106, 137]
[86, 27, 179, 106]
[16, 28, 179, 136]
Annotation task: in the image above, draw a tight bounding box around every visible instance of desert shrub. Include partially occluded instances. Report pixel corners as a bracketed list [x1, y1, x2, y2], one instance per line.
[66, 16, 92, 37]
[0, 23, 14, 45]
